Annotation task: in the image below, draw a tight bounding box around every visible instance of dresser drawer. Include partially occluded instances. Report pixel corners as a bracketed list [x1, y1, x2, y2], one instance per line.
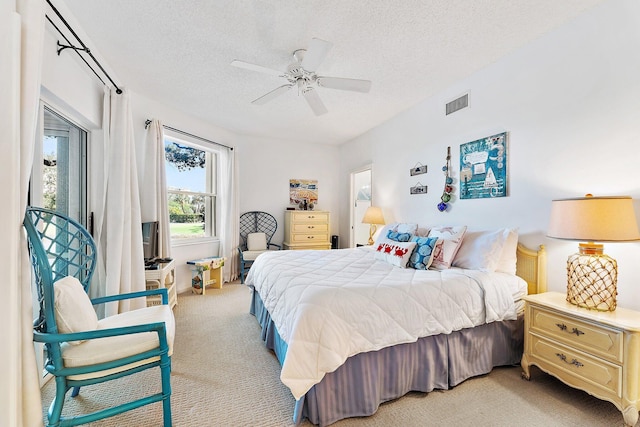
[289, 233, 329, 244]
[292, 223, 329, 233]
[530, 306, 623, 363]
[530, 335, 621, 398]
[290, 212, 329, 223]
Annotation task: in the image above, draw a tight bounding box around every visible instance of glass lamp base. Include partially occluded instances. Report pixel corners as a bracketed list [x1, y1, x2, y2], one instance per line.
[566, 252, 618, 311]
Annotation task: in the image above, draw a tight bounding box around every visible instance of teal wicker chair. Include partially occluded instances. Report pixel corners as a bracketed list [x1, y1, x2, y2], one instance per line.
[24, 207, 174, 427]
[238, 211, 281, 284]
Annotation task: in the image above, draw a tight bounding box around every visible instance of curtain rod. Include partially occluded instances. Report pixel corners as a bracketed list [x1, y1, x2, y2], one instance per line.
[45, 0, 123, 94]
[145, 120, 233, 151]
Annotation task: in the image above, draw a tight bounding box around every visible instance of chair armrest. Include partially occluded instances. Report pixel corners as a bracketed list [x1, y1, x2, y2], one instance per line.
[33, 321, 168, 344]
[237, 246, 245, 261]
[268, 243, 282, 250]
[91, 288, 168, 306]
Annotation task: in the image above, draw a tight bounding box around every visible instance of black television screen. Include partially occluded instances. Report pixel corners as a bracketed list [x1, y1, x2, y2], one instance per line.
[142, 221, 159, 261]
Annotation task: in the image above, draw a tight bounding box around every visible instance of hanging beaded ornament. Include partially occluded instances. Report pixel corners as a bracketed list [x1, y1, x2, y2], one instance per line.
[438, 146, 454, 212]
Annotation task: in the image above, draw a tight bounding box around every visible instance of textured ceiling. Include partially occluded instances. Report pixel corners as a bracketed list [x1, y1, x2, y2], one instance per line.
[59, 0, 605, 145]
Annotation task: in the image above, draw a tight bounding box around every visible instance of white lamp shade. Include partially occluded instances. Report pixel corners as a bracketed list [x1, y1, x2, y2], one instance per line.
[547, 196, 640, 242]
[362, 206, 385, 225]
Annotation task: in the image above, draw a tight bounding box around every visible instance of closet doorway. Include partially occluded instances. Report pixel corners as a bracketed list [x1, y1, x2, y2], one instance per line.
[350, 167, 372, 247]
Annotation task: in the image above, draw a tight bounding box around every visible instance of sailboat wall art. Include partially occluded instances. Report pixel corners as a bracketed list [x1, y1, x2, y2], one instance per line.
[459, 132, 508, 199]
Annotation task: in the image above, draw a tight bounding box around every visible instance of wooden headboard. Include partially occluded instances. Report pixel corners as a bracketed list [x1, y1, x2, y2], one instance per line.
[516, 244, 547, 295]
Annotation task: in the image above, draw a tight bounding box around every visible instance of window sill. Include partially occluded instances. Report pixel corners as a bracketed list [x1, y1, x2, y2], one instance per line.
[171, 237, 219, 248]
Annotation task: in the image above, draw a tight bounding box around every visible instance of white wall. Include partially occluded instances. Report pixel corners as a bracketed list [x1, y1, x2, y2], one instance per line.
[338, 0, 640, 310]
[132, 94, 341, 291]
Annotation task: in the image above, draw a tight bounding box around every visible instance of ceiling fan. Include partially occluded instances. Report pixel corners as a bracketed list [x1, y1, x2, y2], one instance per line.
[231, 38, 372, 116]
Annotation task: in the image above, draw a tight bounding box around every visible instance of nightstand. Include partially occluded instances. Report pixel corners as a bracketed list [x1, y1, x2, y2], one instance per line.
[521, 292, 640, 426]
[144, 260, 177, 309]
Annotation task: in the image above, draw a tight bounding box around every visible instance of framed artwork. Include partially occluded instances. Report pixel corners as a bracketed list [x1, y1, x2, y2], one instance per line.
[459, 132, 507, 199]
[289, 179, 318, 205]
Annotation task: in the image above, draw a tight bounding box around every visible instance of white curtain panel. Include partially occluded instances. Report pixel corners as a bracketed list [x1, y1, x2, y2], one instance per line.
[140, 119, 171, 258]
[94, 88, 146, 315]
[0, 1, 45, 426]
[219, 147, 239, 282]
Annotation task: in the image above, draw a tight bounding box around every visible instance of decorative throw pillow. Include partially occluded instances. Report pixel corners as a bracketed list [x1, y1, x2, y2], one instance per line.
[452, 229, 509, 272]
[427, 225, 467, 270]
[387, 229, 412, 242]
[495, 228, 519, 275]
[407, 236, 439, 270]
[54, 276, 98, 345]
[247, 232, 267, 251]
[373, 238, 417, 268]
[374, 223, 418, 246]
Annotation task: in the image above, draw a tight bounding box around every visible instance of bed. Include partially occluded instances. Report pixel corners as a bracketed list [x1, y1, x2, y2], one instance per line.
[247, 225, 546, 426]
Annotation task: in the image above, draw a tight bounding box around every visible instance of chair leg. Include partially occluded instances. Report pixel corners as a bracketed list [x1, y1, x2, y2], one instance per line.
[48, 377, 67, 427]
[240, 261, 245, 284]
[160, 357, 173, 427]
[70, 386, 81, 397]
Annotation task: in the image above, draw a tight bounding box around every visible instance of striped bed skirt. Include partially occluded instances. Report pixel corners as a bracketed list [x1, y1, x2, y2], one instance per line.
[250, 288, 524, 426]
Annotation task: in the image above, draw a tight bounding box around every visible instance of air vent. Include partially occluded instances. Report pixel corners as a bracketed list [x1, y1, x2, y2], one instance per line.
[446, 94, 469, 115]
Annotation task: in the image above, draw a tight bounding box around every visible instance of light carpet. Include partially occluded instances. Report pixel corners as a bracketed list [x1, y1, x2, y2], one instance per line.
[41, 282, 638, 426]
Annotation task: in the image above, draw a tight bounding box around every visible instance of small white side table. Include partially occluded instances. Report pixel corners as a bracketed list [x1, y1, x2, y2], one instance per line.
[144, 260, 177, 309]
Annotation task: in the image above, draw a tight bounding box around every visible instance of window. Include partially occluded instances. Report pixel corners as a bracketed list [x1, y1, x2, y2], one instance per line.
[38, 106, 88, 225]
[164, 135, 217, 240]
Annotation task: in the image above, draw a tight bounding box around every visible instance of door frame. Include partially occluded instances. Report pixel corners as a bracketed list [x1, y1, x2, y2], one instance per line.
[349, 164, 372, 248]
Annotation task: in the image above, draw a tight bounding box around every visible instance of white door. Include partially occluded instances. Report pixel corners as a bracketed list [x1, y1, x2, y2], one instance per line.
[350, 168, 372, 247]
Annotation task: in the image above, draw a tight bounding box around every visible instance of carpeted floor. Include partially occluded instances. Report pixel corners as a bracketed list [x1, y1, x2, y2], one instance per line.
[41, 283, 639, 426]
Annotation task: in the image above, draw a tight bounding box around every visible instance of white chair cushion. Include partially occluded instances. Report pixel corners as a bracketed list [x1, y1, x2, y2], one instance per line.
[242, 250, 268, 261]
[61, 305, 175, 380]
[247, 232, 267, 251]
[54, 276, 98, 345]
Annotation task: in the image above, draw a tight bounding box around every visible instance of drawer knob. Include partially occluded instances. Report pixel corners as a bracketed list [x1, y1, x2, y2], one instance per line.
[308, 226, 314, 229]
[556, 323, 568, 331]
[307, 236, 314, 239]
[556, 353, 584, 368]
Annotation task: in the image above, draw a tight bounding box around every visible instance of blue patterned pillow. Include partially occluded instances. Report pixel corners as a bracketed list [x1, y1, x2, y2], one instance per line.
[387, 229, 412, 242]
[408, 236, 439, 270]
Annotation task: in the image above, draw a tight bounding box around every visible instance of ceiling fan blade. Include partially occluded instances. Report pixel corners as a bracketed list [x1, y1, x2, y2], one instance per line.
[231, 60, 283, 77]
[302, 88, 328, 116]
[251, 84, 293, 105]
[301, 38, 333, 72]
[317, 76, 372, 93]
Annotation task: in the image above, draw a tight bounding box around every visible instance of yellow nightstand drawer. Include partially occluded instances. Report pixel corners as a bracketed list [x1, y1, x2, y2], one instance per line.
[530, 335, 621, 398]
[290, 212, 329, 223]
[530, 306, 623, 363]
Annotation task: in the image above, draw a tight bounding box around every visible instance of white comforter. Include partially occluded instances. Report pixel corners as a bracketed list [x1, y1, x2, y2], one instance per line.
[246, 247, 526, 400]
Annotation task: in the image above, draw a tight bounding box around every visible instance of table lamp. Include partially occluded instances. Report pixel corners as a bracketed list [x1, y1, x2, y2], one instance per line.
[547, 194, 640, 311]
[362, 206, 385, 245]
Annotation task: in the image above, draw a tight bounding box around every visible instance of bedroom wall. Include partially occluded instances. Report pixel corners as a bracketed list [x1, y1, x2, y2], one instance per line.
[338, 0, 640, 310]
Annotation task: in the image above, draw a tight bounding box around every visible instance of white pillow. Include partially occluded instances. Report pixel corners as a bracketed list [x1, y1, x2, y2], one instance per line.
[452, 229, 509, 272]
[374, 223, 419, 246]
[373, 238, 417, 268]
[54, 276, 98, 345]
[428, 225, 467, 270]
[247, 232, 267, 251]
[495, 228, 519, 275]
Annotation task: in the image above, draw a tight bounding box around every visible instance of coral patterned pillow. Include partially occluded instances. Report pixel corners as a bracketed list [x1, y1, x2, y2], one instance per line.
[428, 226, 467, 270]
[373, 238, 417, 268]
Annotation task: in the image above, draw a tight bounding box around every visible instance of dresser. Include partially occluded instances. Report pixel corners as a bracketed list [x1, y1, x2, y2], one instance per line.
[283, 210, 331, 250]
[521, 292, 640, 426]
[144, 260, 177, 309]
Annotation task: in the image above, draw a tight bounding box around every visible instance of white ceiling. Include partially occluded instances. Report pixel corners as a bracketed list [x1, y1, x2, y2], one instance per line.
[60, 0, 605, 145]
